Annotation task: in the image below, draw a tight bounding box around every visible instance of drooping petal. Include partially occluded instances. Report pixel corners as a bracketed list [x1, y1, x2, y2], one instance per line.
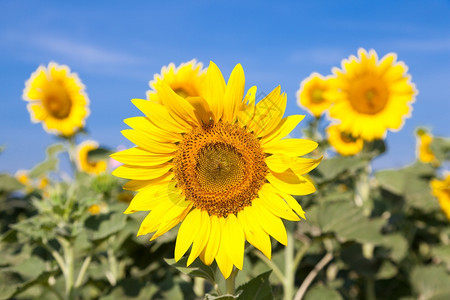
[237, 209, 272, 259]
[111, 147, 174, 167]
[201, 215, 222, 265]
[121, 129, 178, 154]
[188, 210, 211, 266]
[223, 214, 245, 270]
[124, 117, 182, 143]
[175, 209, 202, 261]
[247, 202, 287, 245]
[112, 164, 172, 180]
[257, 184, 300, 221]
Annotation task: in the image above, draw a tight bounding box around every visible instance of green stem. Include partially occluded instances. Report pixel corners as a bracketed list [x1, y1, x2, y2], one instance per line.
[75, 255, 92, 288]
[225, 267, 239, 295]
[293, 242, 311, 272]
[354, 161, 371, 215]
[283, 225, 295, 300]
[254, 250, 285, 283]
[57, 237, 75, 300]
[365, 277, 376, 300]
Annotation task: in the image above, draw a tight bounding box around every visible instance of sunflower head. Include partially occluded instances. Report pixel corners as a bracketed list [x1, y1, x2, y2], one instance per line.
[146, 59, 206, 103]
[22, 62, 90, 137]
[329, 48, 417, 141]
[431, 174, 450, 220]
[112, 61, 320, 278]
[416, 129, 439, 166]
[327, 124, 364, 156]
[297, 72, 334, 118]
[76, 140, 107, 175]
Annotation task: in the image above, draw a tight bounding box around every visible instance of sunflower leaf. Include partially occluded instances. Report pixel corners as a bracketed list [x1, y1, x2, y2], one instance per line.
[304, 285, 343, 300]
[411, 265, 450, 300]
[236, 270, 273, 300]
[164, 257, 217, 284]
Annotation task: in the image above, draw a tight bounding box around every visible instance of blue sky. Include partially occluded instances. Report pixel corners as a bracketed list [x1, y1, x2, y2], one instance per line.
[1, 0, 449, 173]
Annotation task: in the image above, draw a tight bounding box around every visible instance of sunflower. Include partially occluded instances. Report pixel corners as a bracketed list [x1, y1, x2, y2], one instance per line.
[297, 72, 334, 117]
[146, 59, 206, 103]
[22, 62, 90, 137]
[328, 48, 417, 141]
[112, 62, 321, 278]
[76, 140, 107, 175]
[327, 124, 364, 156]
[416, 129, 439, 166]
[431, 174, 450, 220]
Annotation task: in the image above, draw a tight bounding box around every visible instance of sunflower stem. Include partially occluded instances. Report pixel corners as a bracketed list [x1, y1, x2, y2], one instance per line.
[283, 223, 295, 300]
[225, 267, 239, 295]
[354, 160, 371, 215]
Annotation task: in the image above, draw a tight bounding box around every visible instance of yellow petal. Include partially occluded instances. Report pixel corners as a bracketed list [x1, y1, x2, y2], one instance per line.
[215, 220, 234, 279]
[248, 86, 281, 135]
[223, 214, 245, 270]
[257, 184, 300, 221]
[255, 92, 287, 138]
[247, 202, 287, 245]
[267, 170, 316, 196]
[188, 210, 211, 266]
[122, 172, 174, 191]
[202, 215, 222, 265]
[265, 184, 306, 219]
[151, 198, 192, 240]
[265, 154, 322, 174]
[237, 86, 257, 126]
[121, 129, 178, 154]
[131, 99, 186, 133]
[112, 164, 172, 180]
[261, 115, 305, 147]
[223, 63, 245, 123]
[111, 147, 174, 167]
[263, 138, 318, 157]
[175, 209, 201, 261]
[238, 208, 271, 259]
[158, 82, 199, 128]
[124, 181, 179, 213]
[204, 61, 226, 122]
[186, 96, 213, 124]
[124, 117, 182, 143]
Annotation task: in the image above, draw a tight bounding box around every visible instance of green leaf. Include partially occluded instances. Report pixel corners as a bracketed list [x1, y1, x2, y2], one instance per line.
[88, 147, 113, 162]
[0, 174, 23, 192]
[432, 245, 450, 268]
[380, 234, 408, 262]
[164, 257, 217, 284]
[236, 270, 273, 300]
[28, 143, 64, 178]
[304, 285, 343, 300]
[85, 211, 128, 241]
[315, 156, 366, 181]
[430, 136, 450, 162]
[318, 201, 384, 243]
[411, 265, 450, 300]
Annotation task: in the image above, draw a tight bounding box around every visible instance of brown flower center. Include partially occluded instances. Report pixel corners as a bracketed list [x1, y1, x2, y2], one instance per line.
[347, 75, 388, 115]
[43, 81, 72, 119]
[173, 122, 268, 217]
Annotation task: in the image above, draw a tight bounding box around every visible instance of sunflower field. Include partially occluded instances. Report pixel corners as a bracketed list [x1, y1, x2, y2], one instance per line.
[1, 49, 449, 300]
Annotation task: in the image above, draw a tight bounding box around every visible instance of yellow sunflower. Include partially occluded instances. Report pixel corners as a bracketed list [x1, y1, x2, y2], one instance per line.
[328, 48, 417, 141]
[416, 129, 439, 166]
[76, 140, 107, 175]
[327, 124, 364, 156]
[297, 72, 334, 117]
[146, 59, 206, 103]
[112, 62, 321, 278]
[431, 174, 450, 220]
[22, 62, 90, 137]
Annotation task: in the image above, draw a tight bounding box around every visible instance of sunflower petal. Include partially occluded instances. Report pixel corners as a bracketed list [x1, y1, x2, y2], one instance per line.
[131, 99, 186, 133]
[267, 171, 316, 196]
[223, 214, 245, 270]
[202, 215, 222, 265]
[188, 210, 211, 266]
[121, 129, 178, 154]
[263, 138, 318, 157]
[261, 115, 305, 147]
[205, 61, 226, 122]
[175, 209, 201, 262]
[223, 64, 245, 123]
[248, 202, 287, 245]
[186, 96, 213, 124]
[124, 117, 182, 143]
[257, 184, 299, 221]
[111, 147, 174, 167]
[158, 82, 199, 127]
[112, 164, 172, 180]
